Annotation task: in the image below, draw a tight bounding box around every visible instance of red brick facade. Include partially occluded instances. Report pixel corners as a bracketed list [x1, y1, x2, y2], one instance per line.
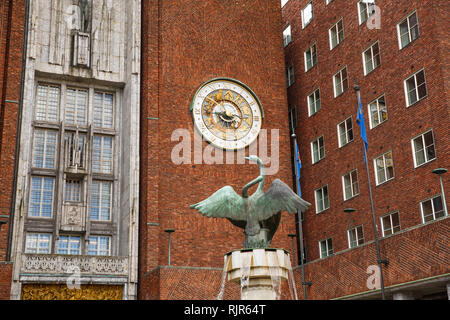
[0, 0, 25, 300]
[139, 0, 296, 299]
[283, 0, 449, 299]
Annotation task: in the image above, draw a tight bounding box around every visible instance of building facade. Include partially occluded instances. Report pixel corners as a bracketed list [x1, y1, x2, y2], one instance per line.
[282, 0, 449, 299]
[0, 0, 448, 300]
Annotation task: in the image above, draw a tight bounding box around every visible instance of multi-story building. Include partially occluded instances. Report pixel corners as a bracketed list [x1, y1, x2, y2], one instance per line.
[282, 0, 449, 299]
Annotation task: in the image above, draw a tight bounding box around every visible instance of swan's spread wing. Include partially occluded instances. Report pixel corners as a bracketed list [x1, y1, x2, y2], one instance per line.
[256, 179, 311, 221]
[190, 186, 246, 221]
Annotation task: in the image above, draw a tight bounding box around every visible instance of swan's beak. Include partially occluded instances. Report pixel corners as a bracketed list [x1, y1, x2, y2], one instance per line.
[244, 157, 250, 160]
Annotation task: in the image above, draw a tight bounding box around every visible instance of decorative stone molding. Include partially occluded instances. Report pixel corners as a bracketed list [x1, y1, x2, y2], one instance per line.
[21, 254, 129, 276]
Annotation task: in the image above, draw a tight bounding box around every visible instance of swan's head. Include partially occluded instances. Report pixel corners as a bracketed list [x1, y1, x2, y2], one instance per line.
[245, 155, 263, 166]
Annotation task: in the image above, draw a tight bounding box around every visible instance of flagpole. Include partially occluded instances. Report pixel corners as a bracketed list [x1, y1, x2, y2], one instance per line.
[355, 84, 387, 300]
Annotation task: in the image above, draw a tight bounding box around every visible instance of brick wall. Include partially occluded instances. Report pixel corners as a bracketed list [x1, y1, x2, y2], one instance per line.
[0, 0, 26, 300]
[283, 0, 449, 299]
[139, 0, 295, 299]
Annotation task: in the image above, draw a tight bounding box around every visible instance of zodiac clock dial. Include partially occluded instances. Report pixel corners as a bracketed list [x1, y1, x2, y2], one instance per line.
[191, 79, 263, 150]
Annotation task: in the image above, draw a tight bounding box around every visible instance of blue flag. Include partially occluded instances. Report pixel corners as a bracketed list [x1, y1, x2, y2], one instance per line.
[356, 92, 368, 162]
[294, 139, 302, 197]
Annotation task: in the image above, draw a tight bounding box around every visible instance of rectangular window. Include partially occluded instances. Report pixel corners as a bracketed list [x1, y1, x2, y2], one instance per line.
[319, 238, 333, 258]
[57, 235, 81, 255]
[32, 129, 58, 169]
[342, 170, 359, 200]
[25, 233, 52, 254]
[315, 185, 329, 213]
[374, 151, 394, 185]
[397, 11, 419, 49]
[308, 89, 321, 116]
[90, 181, 112, 221]
[288, 106, 297, 134]
[302, 2, 314, 28]
[363, 41, 380, 75]
[65, 88, 88, 126]
[287, 65, 295, 87]
[412, 130, 436, 168]
[348, 225, 364, 248]
[311, 136, 325, 164]
[368, 95, 387, 129]
[92, 135, 113, 174]
[88, 236, 111, 256]
[94, 92, 114, 129]
[381, 212, 400, 237]
[333, 67, 348, 97]
[29, 176, 55, 218]
[65, 179, 82, 203]
[329, 19, 344, 50]
[35, 84, 59, 122]
[421, 195, 445, 223]
[304, 43, 317, 71]
[358, 0, 376, 25]
[283, 25, 292, 47]
[338, 117, 354, 147]
[404, 69, 427, 107]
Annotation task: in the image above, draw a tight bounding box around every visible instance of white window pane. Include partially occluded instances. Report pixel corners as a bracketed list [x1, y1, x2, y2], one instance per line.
[94, 92, 114, 129]
[90, 181, 112, 221]
[32, 130, 57, 169]
[65, 88, 88, 126]
[29, 177, 54, 218]
[93, 136, 113, 174]
[36, 84, 59, 122]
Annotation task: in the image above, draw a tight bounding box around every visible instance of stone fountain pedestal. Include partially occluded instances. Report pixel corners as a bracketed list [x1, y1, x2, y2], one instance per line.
[224, 248, 292, 300]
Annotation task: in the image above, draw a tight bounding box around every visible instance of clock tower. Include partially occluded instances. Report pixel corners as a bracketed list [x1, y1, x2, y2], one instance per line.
[139, 0, 295, 299]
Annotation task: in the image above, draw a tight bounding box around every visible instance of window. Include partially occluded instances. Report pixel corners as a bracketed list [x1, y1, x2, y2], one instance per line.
[363, 41, 380, 75]
[35, 84, 59, 122]
[421, 195, 445, 223]
[342, 170, 359, 200]
[57, 235, 81, 255]
[29, 176, 55, 218]
[288, 106, 297, 134]
[311, 136, 325, 164]
[338, 117, 353, 147]
[287, 65, 295, 87]
[304, 43, 317, 71]
[368, 95, 387, 129]
[374, 151, 394, 185]
[329, 19, 344, 50]
[65, 179, 82, 203]
[65, 88, 88, 126]
[283, 25, 292, 47]
[326, 0, 334, 4]
[397, 11, 419, 49]
[348, 225, 364, 248]
[319, 238, 333, 258]
[32, 129, 57, 169]
[412, 130, 436, 167]
[25, 233, 52, 254]
[88, 236, 111, 256]
[381, 212, 400, 237]
[308, 89, 321, 116]
[90, 181, 112, 221]
[302, 2, 314, 28]
[315, 185, 329, 213]
[92, 135, 113, 174]
[404, 69, 427, 107]
[358, 0, 376, 25]
[281, 0, 289, 8]
[333, 67, 348, 97]
[94, 92, 114, 129]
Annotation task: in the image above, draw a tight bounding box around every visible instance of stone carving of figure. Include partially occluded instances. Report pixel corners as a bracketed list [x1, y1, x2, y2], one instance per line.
[78, 0, 92, 33]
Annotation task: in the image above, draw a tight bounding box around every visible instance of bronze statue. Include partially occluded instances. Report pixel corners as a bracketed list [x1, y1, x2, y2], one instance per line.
[190, 155, 311, 248]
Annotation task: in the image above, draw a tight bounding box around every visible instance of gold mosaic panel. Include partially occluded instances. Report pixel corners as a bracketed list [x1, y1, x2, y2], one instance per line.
[21, 284, 123, 300]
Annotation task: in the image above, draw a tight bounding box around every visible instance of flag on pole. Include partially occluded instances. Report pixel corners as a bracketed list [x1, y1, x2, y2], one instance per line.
[294, 139, 302, 197]
[356, 90, 369, 162]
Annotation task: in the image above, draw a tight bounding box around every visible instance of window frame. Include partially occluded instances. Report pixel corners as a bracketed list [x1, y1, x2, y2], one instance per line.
[362, 41, 381, 76]
[57, 235, 82, 255]
[307, 88, 321, 116]
[283, 24, 292, 47]
[337, 116, 354, 148]
[374, 151, 395, 186]
[311, 136, 325, 164]
[347, 225, 365, 248]
[420, 195, 446, 223]
[329, 18, 344, 50]
[315, 184, 329, 214]
[342, 169, 359, 201]
[380, 211, 401, 237]
[368, 94, 387, 129]
[397, 11, 420, 50]
[287, 65, 295, 88]
[319, 238, 333, 259]
[301, 1, 314, 29]
[24, 233, 52, 254]
[304, 42, 317, 72]
[358, 0, 376, 25]
[88, 235, 112, 256]
[411, 130, 436, 168]
[333, 66, 348, 98]
[404, 69, 427, 107]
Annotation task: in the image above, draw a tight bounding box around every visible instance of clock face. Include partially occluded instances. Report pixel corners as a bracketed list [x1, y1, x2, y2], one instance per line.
[191, 79, 263, 150]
